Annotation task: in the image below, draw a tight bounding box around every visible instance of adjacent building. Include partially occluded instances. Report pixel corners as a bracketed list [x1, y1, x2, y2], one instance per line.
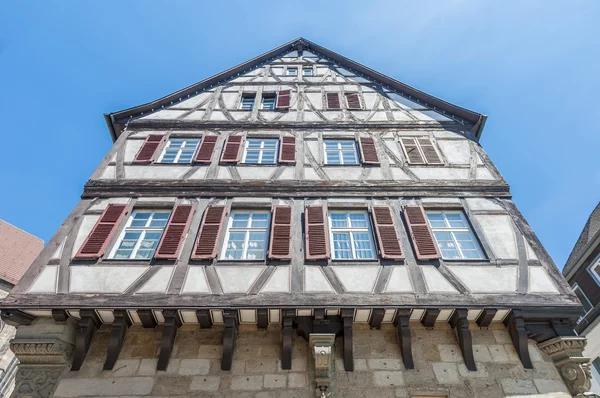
[0, 38, 593, 397]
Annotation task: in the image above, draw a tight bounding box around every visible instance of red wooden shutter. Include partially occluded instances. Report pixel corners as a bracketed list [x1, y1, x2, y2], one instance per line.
[345, 93, 362, 110]
[279, 136, 296, 163]
[305, 205, 329, 260]
[269, 206, 292, 260]
[276, 90, 291, 109]
[154, 204, 195, 260]
[372, 206, 403, 260]
[194, 135, 218, 163]
[134, 134, 165, 163]
[358, 137, 380, 165]
[403, 206, 440, 260]
[400, 137, 425, 165]
[74, 204, 128, 259]
[191, 206, 227, 260]
[417, 138, 443, 165]
[220, 136, 243, 163]
[326, 92, 341, 110]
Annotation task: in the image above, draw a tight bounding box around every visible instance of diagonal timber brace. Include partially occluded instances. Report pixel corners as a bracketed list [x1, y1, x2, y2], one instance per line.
[157, 310, 182, 371]
[394, 309, 414, 369]
[449, 309, 476, 371]
[72, 309, 101, 371]
[221, 310, 239, 371]
[103, 310, 132, 370]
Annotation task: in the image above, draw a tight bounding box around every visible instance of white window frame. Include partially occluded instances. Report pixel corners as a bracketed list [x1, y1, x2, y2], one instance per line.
[157, 138, 200, 164]
[220, 210, 271, 261]
[302, 67, 313, 76]
[110, 209, 171, 260]
[242, 138, 279, 164]
[426, 210, 486, 260]
[240, 93, 255, 111]
[328, 211, 376, 260]
[573, 283, 594, 318]
[587, 255, 600, 285]
[286, 67, 298, 76]
[261, 93, 276, 111]
[323, 140, 359, 165]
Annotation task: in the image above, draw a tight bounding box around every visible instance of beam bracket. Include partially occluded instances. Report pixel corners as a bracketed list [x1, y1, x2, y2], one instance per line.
[449, 308, 476, 371]
[341, 308, 354, 371]
[72, 309, 101, 371]
[475, 308, 497, 329]
[369, 308, 385, 330]
[421, 309, 440, 329]
[138, 309, 157, 329]
[221, 309, 239, 371]
[281, 309, 295, 370]
[103, 310, 132, 370]
[157, 310, 182, 371]
[504, 310, 532, 369]
[196, 309, 213, 329]
[394, 309, 413, 369]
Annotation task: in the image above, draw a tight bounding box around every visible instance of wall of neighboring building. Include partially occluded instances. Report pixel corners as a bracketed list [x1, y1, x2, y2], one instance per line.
[582, 320, 600, 394]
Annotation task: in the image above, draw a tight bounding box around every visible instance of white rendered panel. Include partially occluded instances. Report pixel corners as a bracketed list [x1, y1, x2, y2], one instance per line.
[70, 267, 148, 293]
[28, 266, 58, 293]
[410, 309, 425, 320]
[215, 267, 265, 294]
[448, 266, 518, 293]
[384, 266, 413, 292]
[421, 266, 458, 293]
[239, 310, 257, 324]
[528, 267, 559, 293]
[97, 310, 115, 324]
[137, 266, 174, 294]
[182, 267, 211, 294]
[331, 266, 380, 293]
[180, 310, 198, 323]
[354, 309, 371, 323]
[474, 215, 518, 259]
[304, 267, 335, 293]
[261, 267, 290, 293]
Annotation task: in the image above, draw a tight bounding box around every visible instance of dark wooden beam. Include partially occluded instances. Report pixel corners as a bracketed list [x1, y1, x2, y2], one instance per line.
[341, 308, 354, 371]
[281, 309, 294, 370]
[449, 309, 476, 371]
[0, 309, 35, 327]
[157, 310, 182, 371]
[52, 309, 69, 322]
[421, 309, 440, 329]
[394, 309, 413, 369]
[257, 309, 269, 329]
[314, 308, 325, 320]
[369, 308, 385, 330]
[504, 311, 532, 369]
[138, 309, 157, 329]
[475, 309, 497, 328]
[72, 310, 101, 371]
[103, 310, 132, 370]
[196, 309, 213, 329]
[221, 310, 239, 371]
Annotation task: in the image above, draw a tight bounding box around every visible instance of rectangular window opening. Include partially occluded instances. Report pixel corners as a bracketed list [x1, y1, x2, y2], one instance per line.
[158, 138, 201, 164]
[323, 140, 359, 165]
[111, 210, 171, 259]
[328, 211, 376, 260]
[426, 210, 485, 260]
[573, 284, 594, 316]
[240, 93, 256, 111]
[261, 93, 276, 111]
[242, 138, 279, 164]
[221, 210, 270, 260]
[588, 258, 600, 285]
[302, 67, 313, 76]
[286, 67, 298, 76]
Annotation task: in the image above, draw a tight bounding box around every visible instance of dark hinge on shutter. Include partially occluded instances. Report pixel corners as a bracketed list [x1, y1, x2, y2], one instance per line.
[220, 136, 243, 163]
[74, 204, 128, 259]
[191, 206, 226, 260]
[269, 206, 292, 260]
[372, 206, 403, 260]
[155, 204, 195, 260]
[276, 90, 291, 109]
[279, 136, 296, 163]
[134, 134, 165, 163]
[400, 137, 425, 165]
[359, 137, 380, 165]
[403, 206, 440, 260]
[326, 93, 341, 110]
[417, 138, 443, 165]
[305, 205, 329, 260]
[345, 93, 362, 110]
[194, 135, 218, 163]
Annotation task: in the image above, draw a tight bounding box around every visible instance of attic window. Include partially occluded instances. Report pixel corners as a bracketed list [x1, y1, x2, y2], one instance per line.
[302, 67, 313, 76]
[286, 67, 298, 76]
[261, 93, 276, 111]
[240, 93, 256, 111]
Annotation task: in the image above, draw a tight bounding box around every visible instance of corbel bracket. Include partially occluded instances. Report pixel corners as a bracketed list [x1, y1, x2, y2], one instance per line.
[421, 309, 440, 329]
[0, 309, 35, 327]
[138, 309, 157, 329]
[394, 309, 414, 369]
[221, 309, 239, 371]
[341, 308, 354, 371]
[157, 310, 182, 371]
[72, 309, 101, 371]
[281, 309, 295, 370]
[369, 308, 385, 330]
[449, 309, 476, 371]
[52, 309, 69, 322]
[103, 310, 132, 370]
[504, 310, 532, 369]
[475, 308, 497, 328]
[257, 309, 269, 329]
[196, 309, 213, 329]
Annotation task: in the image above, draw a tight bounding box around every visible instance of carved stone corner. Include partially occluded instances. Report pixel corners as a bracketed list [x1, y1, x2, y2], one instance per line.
[537, 336, 592, 396]
[309, 333, 335, 398]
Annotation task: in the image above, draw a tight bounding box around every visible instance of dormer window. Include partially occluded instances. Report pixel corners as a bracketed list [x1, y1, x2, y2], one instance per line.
[286, 67, 298, 76]
[240, 93, 256, 111]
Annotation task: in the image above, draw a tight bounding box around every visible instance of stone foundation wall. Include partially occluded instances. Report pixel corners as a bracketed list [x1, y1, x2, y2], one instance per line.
[50, 322, 570, 398]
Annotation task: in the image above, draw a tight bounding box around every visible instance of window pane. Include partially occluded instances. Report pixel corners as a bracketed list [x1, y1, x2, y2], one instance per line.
[324, 141, 338, 149]
[326, 151, 341, 164]
[333, 233, 351, 259]
[349, 213, 367, 228]
[250, 214, 269, 228]
[232, 213, 250, 228]
[342, 151, 358, 164]
[262, 140, 278, 149]
[261, 152, 276, 164]
[330, 213, 348, 228]
[574, 287, 593, 312]
[244, 151, 260, 164]
[150, 213, 170, 227]
[114, 250, 133, 259]
[352, 232, 374, 259]
[131, 213, 150, 226]
[224, 231, 245, 259]
[426, 213, 445, 228]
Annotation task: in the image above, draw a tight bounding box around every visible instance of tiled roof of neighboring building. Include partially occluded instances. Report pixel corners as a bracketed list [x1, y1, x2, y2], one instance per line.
[0, 220, 44, 285]
[564, 202, 600, 275]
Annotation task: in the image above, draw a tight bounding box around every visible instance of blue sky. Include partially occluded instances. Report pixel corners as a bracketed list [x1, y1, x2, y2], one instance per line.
[1, 1, 598, 269]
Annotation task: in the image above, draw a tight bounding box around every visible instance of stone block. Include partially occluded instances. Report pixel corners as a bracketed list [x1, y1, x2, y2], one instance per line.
[336, 358, 367, 372]
[412, 343, 441, 363]
[533, 379, 570, 394]
[471, 329, 497, 345]
[368, 358, 403, 370]
[403, 364, 436, 386]
[179, 358, 211, 375]
[197, 345, 223, 359]
[466, 379, 504, 398]
[130, 345, 158, 358]
[264, 373, 287, 389]
[54, 377, 154, 397]
[137, 358, 158, 376]
[500, 378, 537, 395]
[287, 372, 307, 388]
[529, 342, 544, 362]
[189, 375, 221, 391]
[102, 359, 140, 377]
[488, 345, 510, 362]
[235, 344, 263, 359]
[152, 375, 191, 395]
[230, 375, 263, 390]
[337, 371, 373, 387]
[245, 358, 278, 373]
[432, 363, 460, 384]
[492, 329, 512, 344]
[353, 344, 370, 358]
[503, 344, 521, 362]
[472, 345, 492, 362]
[255, 392, 279, 398]
[438, 345, 462, 362]
[395, 388, 408, 397]
[532, 362, 561, 379]
[339, 388, 397, 398]
[373, 371, 405, 387]
[275, 390, 308, 398]
[173, 344, 200, 358]
[260, 344, 282, 358]
[457, 362, 488, 378]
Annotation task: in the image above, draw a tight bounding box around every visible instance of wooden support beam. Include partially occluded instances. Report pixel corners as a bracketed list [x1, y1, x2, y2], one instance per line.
[257, 309, 269, 329]
[72, 310, 101, 371]
[341, 308, 354, 371]
[157, 310, 182, 371]
[138, 309, 157, 329]
[196, 309, 213, 329]
[314, 308, 325, 320]
[476, 309, 497, 328]
[504, 311, 532, 369]
[0, 309, 35, 327]
[394, 309, 413, 369]
[421, 309, 440, 329]
[221, 310, 239, 371]
[449, 309, 476, 371]
[281, 309, 295, 370]
[52, 309, 69, 322]
[369, 308, 385, 330]
[103, 310, 132, 370]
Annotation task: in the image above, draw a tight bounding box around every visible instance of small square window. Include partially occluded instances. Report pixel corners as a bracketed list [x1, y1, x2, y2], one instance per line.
[323, 140, 359, 165]
[426, 211, 485, 260]
[328, 211, 376, 260]
[286, 67, 298, 76]
[221, 211, 270, 260]
[243, 138, 279, 164]
[261, 93, 276, 111]
[111, 210, 171, 259]
[302, 67, 313, 76]
[240, 93, 256, 111]
[158, 138, 200, 164]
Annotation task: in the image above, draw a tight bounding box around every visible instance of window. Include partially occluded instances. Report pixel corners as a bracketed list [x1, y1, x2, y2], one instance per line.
[243, 138, 279, 164]
[111, 210, 171, 259]
[302, 67, 313, 76]
[426, 211, 485, 260]
[573, 284, 593, 315]
[323, 140, 359, 165]
[261, 93, 276, 110]
[286, 67, 298, 76]
[593, 357, 600, 374]
[240, 93, 255, 111]
[158, 138, 200, 163]
[221, 211, 270, 260]
[400, 137, 443, 165]
[328, 211, 376, 260]
[588, 257, 600, 285]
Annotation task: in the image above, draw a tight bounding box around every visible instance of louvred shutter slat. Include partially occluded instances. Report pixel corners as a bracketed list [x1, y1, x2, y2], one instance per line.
[74, 204, 128, 259]
[400, 137, 425, 165]
[345, 93, 362, 110]
[276, 90, 291, 109]
[279, 136, 296, 163]
[359, 137, 380, 165]
[372, 206, 403, 260]
[155, 204, 195, 260]
[269, 205, 292, 260]
[305, 205, 329, 260]
[417, 138, 443, 165]
[134, 134, 164, 163]
[403, 206, 440, 260]
[194, 135, 218, 163]
[191, 206, 226, 260]
[326, 92, 341, 110]
[220, 136, 243, 163]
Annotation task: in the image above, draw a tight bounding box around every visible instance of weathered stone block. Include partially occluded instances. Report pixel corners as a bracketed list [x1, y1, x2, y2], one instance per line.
[457, 362, 488, 378]
[189, 375, 221, 391]
[533, 378, 570, 394]
[336, 358, 367, 372]
[178, 358, 211, 375]
[152, 375, 191, 395]
[488, 344, 510, 362]
[137, 358, 158, 376]
[339, 388, 397, 398]
[287, 372, 307, 388]
[337, 371, 373, 387]
[264, 373, 286, 389]
[472, 345, 492, 362]
[245, 358, 278, 373]
[500, 378, 537, 394]
[54, 377, 154, 397]
[432, 363, 460, 384]
[373, 371, 405, 387]
[438, 345, 462, 362]
[492, 329, 512, 344]
[368, 358, 403, 370]
[230, 375, 263, 390]
[197, 345, 223, 359]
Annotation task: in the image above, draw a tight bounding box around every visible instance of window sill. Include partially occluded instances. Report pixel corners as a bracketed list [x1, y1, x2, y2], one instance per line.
[329, 259, 380, 265]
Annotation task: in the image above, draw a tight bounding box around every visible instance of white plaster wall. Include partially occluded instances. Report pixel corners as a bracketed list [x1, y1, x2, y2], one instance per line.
[124, 140, 144, 163]
[215, 266, 265, 294]
[384, 266, 413, 292]
[136, 266, 174, 294]
[528, 267, 559, 293]
[181, 267, 210, 294]
[331, 266, 380, 292]
[139, 109, 186, 120]
[324, 167, 362, 180]
[421, 266, 458, 293]
[464, 198, 504, 212]
[476, 167, 496, 180]
[125, 166, 189, 179]
[69, 266, 148, 293]
[169, 92, 212, 109]
[72, 215, 100, 257]
[448, 266, 518, 293]
[28, 266, 58, 293]
[237, 167, 276, 180]
[87, 198, 131, 212]
[437, 140, 470, 164]
[99, 166, 115, 180]
[261, 267, 290, 293]
[304, 266, 335, 292]
[411, 168, 469, 180]
[474, 215, 518, 259]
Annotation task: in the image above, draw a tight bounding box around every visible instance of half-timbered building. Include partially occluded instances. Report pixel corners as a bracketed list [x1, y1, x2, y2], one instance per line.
[0, 38, 593, 397]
